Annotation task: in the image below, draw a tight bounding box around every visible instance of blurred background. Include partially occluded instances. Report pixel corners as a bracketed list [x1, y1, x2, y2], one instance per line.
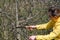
[0, 0, 60, 40]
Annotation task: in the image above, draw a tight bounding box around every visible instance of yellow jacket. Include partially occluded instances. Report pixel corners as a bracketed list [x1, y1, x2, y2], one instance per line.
[35, 17, 60, 40]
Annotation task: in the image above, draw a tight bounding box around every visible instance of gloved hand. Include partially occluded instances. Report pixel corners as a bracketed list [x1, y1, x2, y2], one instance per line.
[25, 25, 36, 30]
[29, 35, 50, 40]
[29, 35, 36, 40]
[29, 35, 46, 40]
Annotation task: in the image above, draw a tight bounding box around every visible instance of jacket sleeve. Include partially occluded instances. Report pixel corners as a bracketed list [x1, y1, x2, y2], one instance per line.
[36, 20, 55, 29]
[36, 20, 60, 40]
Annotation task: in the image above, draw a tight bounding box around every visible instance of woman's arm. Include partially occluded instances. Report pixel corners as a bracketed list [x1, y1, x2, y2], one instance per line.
[36, 20, 60, 40]
[36, 20, 54, 30]
[36, 23, 48, 29]
[25, 20, 55, 30]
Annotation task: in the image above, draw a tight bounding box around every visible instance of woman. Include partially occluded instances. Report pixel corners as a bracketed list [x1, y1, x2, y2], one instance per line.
[26, 7, 60, 40]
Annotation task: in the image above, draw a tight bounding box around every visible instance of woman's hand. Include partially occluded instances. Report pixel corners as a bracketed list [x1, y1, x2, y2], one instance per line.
[29, 35, 36, 40]
[29, 35, 46, 40]
[25, 25, 36, 30]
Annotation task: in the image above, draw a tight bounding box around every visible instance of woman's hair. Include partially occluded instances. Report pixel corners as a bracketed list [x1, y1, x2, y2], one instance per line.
[48, 7, 60, 17]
